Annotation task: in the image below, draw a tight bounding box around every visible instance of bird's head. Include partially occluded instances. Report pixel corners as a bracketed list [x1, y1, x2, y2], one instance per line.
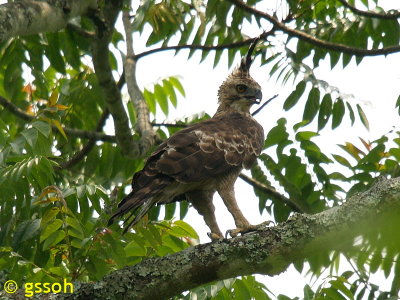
[216, 38, 262, 115]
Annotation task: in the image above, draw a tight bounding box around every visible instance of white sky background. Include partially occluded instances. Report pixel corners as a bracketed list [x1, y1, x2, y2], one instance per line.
[126, 0, 400, 297]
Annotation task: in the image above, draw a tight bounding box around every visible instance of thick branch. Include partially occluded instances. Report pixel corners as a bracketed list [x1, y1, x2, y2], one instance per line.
[0, 95, 115, 142]
[229, 0, 400, 56]
[0, 0, 97, 43]
[59, 176, 400, 299]
[337, 0, 400, 19]
[122, 9, 155, 154]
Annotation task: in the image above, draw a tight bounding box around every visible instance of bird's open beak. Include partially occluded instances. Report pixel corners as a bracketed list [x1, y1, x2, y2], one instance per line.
[247, 90, 262, 104]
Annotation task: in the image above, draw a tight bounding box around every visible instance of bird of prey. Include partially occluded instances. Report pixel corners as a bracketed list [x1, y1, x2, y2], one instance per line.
[109, 38, 268, 239]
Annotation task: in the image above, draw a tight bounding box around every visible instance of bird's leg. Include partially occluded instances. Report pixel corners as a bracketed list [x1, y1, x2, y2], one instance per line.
[217, 188, 272, 238]
[187, 191, 224, 240]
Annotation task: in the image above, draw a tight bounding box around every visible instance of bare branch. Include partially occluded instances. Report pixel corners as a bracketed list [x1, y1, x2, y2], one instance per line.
[337, 0, 400, 19]
[134, 29, 276, 60]
[122, 9, 156, 154]
[251, 94, 278, 116]
[0, 0, 97, 43]
[58, 177, 400, 299]
[151, 122, 188, 128]
[239, 173, 304, 213]
[0, 95, 115, 142]
[229, 0, 400, 57]
[0, 95, 32, 122]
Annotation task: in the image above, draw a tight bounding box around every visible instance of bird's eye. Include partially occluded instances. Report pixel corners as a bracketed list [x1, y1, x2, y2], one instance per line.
[236, 84, 247, 93]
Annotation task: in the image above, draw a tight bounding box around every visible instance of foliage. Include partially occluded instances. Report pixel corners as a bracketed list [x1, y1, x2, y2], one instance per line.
[0, 0, 400, 299]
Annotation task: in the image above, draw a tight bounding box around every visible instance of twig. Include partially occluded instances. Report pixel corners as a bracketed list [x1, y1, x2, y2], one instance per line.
[151, 122, 188, 128]
[337, 0, 400, 19]
[0, 95, 32, 121]
[229, 0, 400, 57]
[252, 94, 278, 116]
[0, 95, 115, 142]
[59, 108, 110, 169]
[239, 173, 304, 213]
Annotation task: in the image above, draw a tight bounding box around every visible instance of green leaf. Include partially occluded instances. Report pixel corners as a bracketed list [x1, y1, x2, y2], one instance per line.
[332, 154, 352, 168]
[45, 33, 66, 74]
[127, 101, 136, 128]
[32, 121, 51, 137]
[125, 240, 146, 257]
[40, 219, 63, 242]
[13, 219, 41, 245]
[42, 230, 66, 250]
[21, 128, 38, 148]
[66, 216, 83, 234]
[169, 76, 185, 96]
[304, 284, 314, 300]
[154, 84, 168, 115]
[332, 99, 345, 129]
[346, 102, 355, 125]
[172, 220, 199, 239]
[234, 279, 251, 300]
[143, 88, 156, 115]
[283, 81, 306, 111]
[303, 87, 320, 123]
[163, 79, 177, 107]
[356, 104, 369, 130]
[295, 131, 318, 141]
[318, 94, 333, 131]
[264, 118, 289, 148]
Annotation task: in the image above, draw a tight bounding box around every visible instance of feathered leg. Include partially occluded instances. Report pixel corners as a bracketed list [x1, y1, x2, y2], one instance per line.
[186, 190, 223, 240]
[218, 184, 272, 238]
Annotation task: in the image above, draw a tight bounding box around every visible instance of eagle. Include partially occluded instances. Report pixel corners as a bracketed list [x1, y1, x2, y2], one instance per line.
[109, 39, 267, 239]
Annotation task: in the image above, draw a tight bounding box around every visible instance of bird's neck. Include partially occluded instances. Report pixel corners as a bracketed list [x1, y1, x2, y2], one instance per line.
[213, 101, 252, 118]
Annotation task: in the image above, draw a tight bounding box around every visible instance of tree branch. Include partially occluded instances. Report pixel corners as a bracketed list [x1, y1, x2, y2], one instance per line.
[57, 176, 400, 299]
[238, 173, 304, 213]
[251, 94, 278, 116]
[134, 30, 276, 60]
[151, 122, 188, 128]
[59, 108, 110, 169]
[122, 9, 156, 154]
[0, 95, 115, 142]
[91, 0, 157, 159]
[0, 0, 97, 43]
[229, 0, 400, 57]
[337, 0, 400, 19]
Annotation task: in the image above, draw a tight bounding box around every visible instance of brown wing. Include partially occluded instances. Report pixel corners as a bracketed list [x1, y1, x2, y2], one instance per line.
[149, 112, 264, 183]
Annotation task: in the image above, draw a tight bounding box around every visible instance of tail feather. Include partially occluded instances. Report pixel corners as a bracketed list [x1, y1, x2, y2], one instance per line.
[122, 196, 158, 234]
[108, 175, 173, 233]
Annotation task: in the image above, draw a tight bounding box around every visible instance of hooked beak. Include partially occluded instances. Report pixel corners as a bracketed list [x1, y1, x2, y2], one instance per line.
[246, 89, 263, 104]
